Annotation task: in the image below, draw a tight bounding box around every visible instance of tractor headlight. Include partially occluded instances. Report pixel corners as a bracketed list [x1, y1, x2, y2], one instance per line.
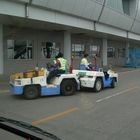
[14, 80, 22, 85]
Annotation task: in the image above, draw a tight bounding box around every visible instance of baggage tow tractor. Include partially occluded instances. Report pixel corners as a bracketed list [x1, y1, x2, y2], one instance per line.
[10, 68, 118, 99]
[73, 69, 118, 92]
[10, 68, 80, 99]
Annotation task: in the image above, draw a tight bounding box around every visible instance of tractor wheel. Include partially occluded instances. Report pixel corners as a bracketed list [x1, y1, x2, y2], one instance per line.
[94, 78, 102, 92]
[111, 78, 115, 88]
[61, 80, 76, 96]
[23, 85, 40, 99]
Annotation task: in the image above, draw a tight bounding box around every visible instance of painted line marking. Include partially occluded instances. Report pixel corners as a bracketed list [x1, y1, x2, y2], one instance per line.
[96, 86, 138, 103]
[32, 107, 79, 126]
[0, 90, 9, 93]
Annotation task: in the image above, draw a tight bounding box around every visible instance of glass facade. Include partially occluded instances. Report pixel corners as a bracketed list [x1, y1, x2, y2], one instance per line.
[41, 41, 60, 59]
[118, 48, 126, 58]
[107, 0, 130, 15]
[89, 45, 100, 57]
[7, 40, 33, 59]
[107, 0, 123, 12]
[107, 47, 115, 58]
[72, 44, 85, 58]
[122, 0, 130, 15]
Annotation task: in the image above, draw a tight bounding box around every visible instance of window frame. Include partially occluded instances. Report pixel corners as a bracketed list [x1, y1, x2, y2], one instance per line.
[40, 41, 60, 59]
[107, 47, 115, 58]
[7, 39, 33, 60]
[72, 44, 85, 58]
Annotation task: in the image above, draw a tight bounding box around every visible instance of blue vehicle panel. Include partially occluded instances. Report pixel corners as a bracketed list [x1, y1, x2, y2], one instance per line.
[10, 84, 61, 96]
[41, 86, 60, 96]
[10, 85, 23, 95]
[103, 77, 113, 88]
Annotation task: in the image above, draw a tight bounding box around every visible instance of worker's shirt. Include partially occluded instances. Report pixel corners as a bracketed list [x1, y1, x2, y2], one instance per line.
[58, 58, 67, 71]
[80, 58, 89, 67]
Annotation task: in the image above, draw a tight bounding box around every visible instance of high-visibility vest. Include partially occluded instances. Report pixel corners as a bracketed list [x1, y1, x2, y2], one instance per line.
[58, 58, 67, 70]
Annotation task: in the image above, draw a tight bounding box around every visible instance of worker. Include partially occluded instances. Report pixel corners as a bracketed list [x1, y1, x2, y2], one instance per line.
[92, 54, 98, 71]
[57, 52, 67, 73]
[80, 53, 90, 70]
[47, 52, 67, 84]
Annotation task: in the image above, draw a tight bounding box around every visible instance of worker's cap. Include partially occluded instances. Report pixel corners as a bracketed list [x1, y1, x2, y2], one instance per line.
[84, 53, 88, 57]
[57, 52, 63, 57]
[55, 55, 59, 59]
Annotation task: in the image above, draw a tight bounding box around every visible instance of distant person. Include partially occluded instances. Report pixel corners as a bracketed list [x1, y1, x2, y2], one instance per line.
[92, 54, 98, 71]
[47, 52, 67, 84]
[57, 52, 67, 73]
[80, 53, 90, 70]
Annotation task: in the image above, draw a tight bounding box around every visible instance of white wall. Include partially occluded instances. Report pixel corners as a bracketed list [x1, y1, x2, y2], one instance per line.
[0, 0, 140, 41]
[0, 0, 25, 17]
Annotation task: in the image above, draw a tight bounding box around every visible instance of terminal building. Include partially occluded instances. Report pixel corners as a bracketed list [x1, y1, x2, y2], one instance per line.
[0, 0, 140, 74]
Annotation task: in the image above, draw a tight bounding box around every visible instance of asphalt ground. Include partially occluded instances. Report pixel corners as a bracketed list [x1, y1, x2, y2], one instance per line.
[0, 67, 140, 140]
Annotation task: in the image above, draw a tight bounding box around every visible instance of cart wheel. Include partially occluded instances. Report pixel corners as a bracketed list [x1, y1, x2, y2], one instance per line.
[23, 85, 39, 99]
[61, 79, 76, 96]
[111, 78, 115, 88]
[94, 78, 102, 92]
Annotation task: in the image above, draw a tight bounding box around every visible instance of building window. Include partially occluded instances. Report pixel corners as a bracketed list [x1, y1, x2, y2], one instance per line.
[118, 48, 125, 58]
[89, 45, 100, 57]
[107, 0, 136, 16]
[72, 44, 85, 58]
[122, 0, 130, 15]
[107, 0, 123, 12]
[7, 40, 33, 59]
[41, 42, 60, 59]
[107, 47, 115, 58]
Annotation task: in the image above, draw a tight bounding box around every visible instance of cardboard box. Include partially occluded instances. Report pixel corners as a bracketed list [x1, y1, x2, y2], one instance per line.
[24, 70, 36, 78]
[10, 72, 24, 81]
[37, 69, 44, 76]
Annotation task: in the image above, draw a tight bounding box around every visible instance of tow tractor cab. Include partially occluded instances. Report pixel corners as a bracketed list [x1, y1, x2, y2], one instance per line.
[10, 68, 80, 99]
[72, 69, 118, 92]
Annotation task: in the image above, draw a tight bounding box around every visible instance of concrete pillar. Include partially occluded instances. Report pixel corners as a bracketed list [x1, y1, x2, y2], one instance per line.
[102, 38, 108, 66]
[0, 24, 3, 74]
[64, 31, 71, 65]
[126, 41, 130, 64]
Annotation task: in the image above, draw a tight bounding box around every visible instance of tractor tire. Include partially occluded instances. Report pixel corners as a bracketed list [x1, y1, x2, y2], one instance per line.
[23, 85, 40, 99]
[94, 78, 102, 92]
[61, 79, 76, 96]
[111, 78, 115, 88]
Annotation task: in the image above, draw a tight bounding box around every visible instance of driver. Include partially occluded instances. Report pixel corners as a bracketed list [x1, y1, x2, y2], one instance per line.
[47, 52, 67, 84]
